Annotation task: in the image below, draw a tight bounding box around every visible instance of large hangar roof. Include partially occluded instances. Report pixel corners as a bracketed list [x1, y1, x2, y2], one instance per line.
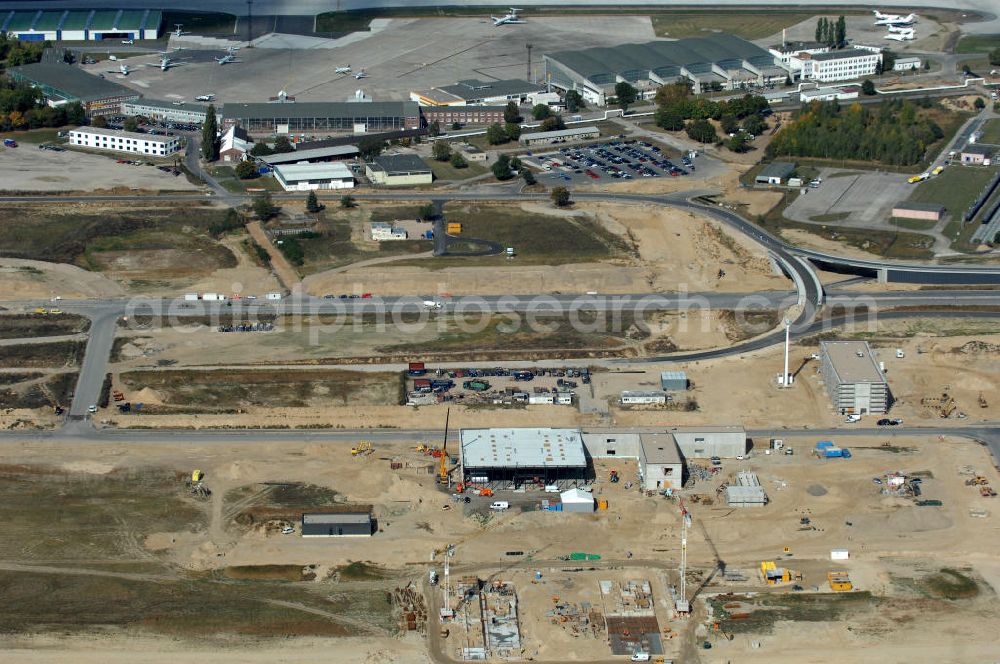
[461, 428, 587, 469]
[223, 100, 418, 120]
[547, 33, 773, 80]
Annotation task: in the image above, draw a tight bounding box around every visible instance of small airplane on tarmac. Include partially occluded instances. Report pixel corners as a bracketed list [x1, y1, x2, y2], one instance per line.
[216, 53, 238, 65]
[491, 7, 525, 26]
[873, 10, 917, 26]
[107, 63, 130, 75]
[354, 69, 368, 79]
[173, 23, 190, 38]
[145, 52, 188, 70]
[335, 65, 352, 74]
[194, 94, 215, 101]
[885, 28, 916, 41]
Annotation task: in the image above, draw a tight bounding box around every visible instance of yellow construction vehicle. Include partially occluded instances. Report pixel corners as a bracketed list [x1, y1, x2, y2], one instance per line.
[192, 469, 203, 482]
[828, 571, 853, 592]
[351, 441, 374, 456]
[415, 444, 428, 453]
[33, 308, 48, 315]
[438, 408, 450, 484]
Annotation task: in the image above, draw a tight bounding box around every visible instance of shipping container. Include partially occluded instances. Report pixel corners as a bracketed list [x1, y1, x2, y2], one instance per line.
[408, 362, 427, 376]
[184, 293, 199, 301]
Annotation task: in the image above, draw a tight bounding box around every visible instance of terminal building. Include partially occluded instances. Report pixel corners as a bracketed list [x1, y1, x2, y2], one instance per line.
[122, 99, 209, 124]
[222, 101, 421, 136]
[819, 340, 892, 414]
[9, 62, 139, 115]
[1, 9, 161, 41]
[460, 428, 589, 490]
[544, 33, 789, 104]
[68, 126, 180, 156]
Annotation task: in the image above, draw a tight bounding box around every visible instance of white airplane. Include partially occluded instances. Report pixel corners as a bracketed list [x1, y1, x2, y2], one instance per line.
[885, 28, 915, 41]
[354, 69, 368, 79]
[887, 24, 912, 33]
[335, 65, 352, 74]
[173, 23, 189, 38]
[117, 63, 130, 76]
[145, 53, 186, 70]
[491, 8, 525, 26]
[873, 10, 916, 26]
[194, 94, 215, 102]
[216, 53, 238, 65]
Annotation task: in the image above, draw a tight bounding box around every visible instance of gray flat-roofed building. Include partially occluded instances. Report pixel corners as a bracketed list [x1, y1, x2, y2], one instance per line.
[520, 125, 600, 146]
[660, 371, 688, 391]
[460, 427, 588, 489]
[123, 98, 209, 124]
[273, 162, 355, 191]
[260, 144, 359, 166]
[819, 340, 891, 414]
[544, 33, 787, 104]
[637, 432, 683, 491]
[222, 100, 420, 135]
[9, 62, 139, 115]
[726, 472, 768, 507]
[669, 426, 747, 458]
[301, 512, 373, 537]
[366, 153, 433, 186]
[755, 161, 796, 185]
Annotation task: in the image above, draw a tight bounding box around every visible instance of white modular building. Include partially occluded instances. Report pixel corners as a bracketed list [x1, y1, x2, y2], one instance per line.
[68, 126, 179, 156]
[620, 391, 667, 405]
[370, 221, 408, 240]
[273, 162, 355, 191]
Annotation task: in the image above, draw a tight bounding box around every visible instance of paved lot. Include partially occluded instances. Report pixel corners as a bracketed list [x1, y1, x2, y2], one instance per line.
[784, 168, 913, 227]
[524, 139, 704, 187]
[84, 16, 655, 104]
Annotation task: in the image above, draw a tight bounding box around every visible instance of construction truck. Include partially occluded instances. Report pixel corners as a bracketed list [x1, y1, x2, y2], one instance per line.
[456, 482, 493, 497]
[351, 441, 374, 456]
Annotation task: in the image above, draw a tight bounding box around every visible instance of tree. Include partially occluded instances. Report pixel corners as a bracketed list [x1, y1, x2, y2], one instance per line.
[815, 17, 825, 43]
[685, 119, 718, 143]
[419, 203, 435, 220]
[432, 140, 452, 161]
[358, 136, 386, 160]
[65, 102, 85, 125]
[340, 195, 356, 208]
[540, 115, 565, 132]
[201, 104, 219, 161]
[273, 136, 294, 153]
[654, 81, 691, 107]
[250, 142, 274, 157]
[505, 122, 522, 141]
[974, 97, 986, 110]
[861, 79, 877, 96]
[742, 114, 767, 136]
[614, 81, 638, 112]
[881, 49, 896, 73]
[784, 74, 793, 87]
[91, 114, 108, 128]
[522, 169, 536, 186]
[252, 191, 276, 221]
[428, 121, 441, 136]
[550, 186, 571, 207]
[835, 15, 847, 48]
[492, 154, 513, 180]
[123, 115, 139, 133]
[235, 159, 258, 179]
[727, 132, 751, 153]
[449, 152, 468, 169]
[451, 122, 462, 130]
[532, 103, 552, 120]
[305, 190, 322, 213]
[486, 123, 509, 145]
[655, 106, 685, 131]
[565, 90, 584, 113]
[719, 113, 739, 135]
[503, 101, 521, 124]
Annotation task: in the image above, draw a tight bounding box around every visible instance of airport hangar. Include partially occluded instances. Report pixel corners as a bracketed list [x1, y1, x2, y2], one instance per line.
[1, 9, 161, 41]
[9, 62, 139, 115]
[222, 101, 421, 136]
[543, 33, 789, 105]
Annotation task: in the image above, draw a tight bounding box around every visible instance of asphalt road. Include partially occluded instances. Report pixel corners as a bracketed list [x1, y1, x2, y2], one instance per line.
[67, 310, 119, 418]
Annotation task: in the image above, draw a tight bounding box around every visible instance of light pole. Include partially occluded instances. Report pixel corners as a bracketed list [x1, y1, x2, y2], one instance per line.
[246, 0, 253, 47]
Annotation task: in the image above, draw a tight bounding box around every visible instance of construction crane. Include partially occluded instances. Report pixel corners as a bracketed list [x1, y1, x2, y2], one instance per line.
[438, 408, 451, 485]
[676, 498, 691, 615]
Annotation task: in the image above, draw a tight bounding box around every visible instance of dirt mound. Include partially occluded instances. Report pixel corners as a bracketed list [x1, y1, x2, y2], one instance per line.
[957, 341, 1000, 355]
[131, 387, 165, 405]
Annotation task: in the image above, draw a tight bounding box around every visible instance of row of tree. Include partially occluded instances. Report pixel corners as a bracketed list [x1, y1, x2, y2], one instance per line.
[767, 98, 944, 166]
[814, 16, 848, 49]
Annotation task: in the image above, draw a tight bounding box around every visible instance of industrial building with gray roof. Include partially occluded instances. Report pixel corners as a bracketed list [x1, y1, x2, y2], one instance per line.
[544, 33, 788, 104]
[460, 427, 589, 489]
[222, 100, 421, 135]
[9, 62, 139, 114]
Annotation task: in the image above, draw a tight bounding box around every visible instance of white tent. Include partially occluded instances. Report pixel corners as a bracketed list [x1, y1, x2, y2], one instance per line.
[560, 488, 595, 513]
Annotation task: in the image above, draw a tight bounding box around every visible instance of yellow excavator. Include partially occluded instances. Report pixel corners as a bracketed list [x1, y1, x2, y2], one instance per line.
[351, 441, 373, 456]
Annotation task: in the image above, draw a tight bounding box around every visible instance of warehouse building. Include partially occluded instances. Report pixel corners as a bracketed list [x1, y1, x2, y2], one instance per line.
[410, 78, 544, 106]
[420, 105, 507, 127]
[819, 340, 891, 415]
[755, 161, 796, 185]
[670, 426, 747, 459]
[122, 99, 209, 124]
[366, 153, 433, 186]
[9, 62, 139, 115]
[460, 428, 589, 490]
[660, 371, 688, 391]
[273, 162, 355, 191]
[222, 101, 420, 136]
[790, 48, 882, 83]
[519, 126, 600, 146]
[301, 512, 373, 537]
[544, 33, 789, 104]
[259, 144, 359, 166]
[892, 201, 945, 222]
[961, 144, 993, 165]
[68, 126, 179, 156]
[1, 9, 161, 41]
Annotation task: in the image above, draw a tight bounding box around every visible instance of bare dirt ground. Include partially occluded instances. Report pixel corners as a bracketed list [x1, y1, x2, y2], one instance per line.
[304, 202, 785, 297]
[0, 145, 200, 193]
[0, 258, 125, 300]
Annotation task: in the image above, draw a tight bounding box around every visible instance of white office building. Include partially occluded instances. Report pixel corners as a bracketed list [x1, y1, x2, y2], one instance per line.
[273, 162, 355, 191]
[68, 126, 179, 156]
[791, 48, 882, 82]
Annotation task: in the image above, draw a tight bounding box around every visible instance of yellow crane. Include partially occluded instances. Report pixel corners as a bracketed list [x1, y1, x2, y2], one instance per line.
[439, 408, 451, 484]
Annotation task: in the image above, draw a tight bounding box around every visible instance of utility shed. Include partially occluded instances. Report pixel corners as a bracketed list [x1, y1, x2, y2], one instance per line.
[892, 201, 944, 222]
[301, 512, 373, 537]
[669, 426, 746, 458]
[560, 488, 595, 512]
[660, 371, 688, 391]
[819, 340, 891, 414]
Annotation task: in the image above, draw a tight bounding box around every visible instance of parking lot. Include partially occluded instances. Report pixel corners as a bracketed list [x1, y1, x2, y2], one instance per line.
[784, 168, 915, 227]
[523, 139, 700, 186]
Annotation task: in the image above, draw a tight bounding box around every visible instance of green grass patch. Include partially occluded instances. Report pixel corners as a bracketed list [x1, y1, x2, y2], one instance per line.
[979, 118, 1000, 146]
[908, 166, 998, 248]
[0, 127, 69, 146]
[162, 11, 236, 35]
[212, 167, 283, 193]
[651, 11, 824, 39]
[891, 217, 939, 231]
[335, 561, 392, 581]
[428, 158, 488, 181]
[955, 34, 1000, 54]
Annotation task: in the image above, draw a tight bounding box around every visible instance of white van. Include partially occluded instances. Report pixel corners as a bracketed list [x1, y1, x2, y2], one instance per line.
[845, 414, 862, 423]
[489, 501, 510, 511]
